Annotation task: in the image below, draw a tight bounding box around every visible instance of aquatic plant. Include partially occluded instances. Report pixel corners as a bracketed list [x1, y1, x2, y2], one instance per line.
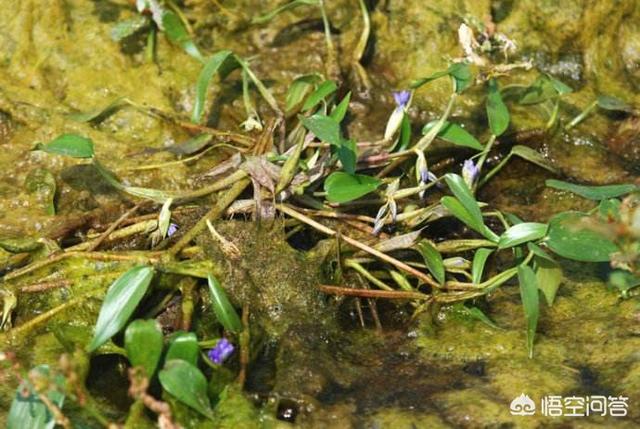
[1, 4, 639, 427]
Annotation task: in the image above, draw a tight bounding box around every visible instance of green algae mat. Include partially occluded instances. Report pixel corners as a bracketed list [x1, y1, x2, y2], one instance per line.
[0, 0, 639, 427]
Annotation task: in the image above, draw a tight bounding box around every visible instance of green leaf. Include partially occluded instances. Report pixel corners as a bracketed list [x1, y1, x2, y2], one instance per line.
[111, 16, 149, 41]
[337, 139, 357, 174]
[330, 91, 351, 123]
[300, 114, 341, 146]
[8, 366, 65, 429]
[162, 11, 202, 61]
[534, 256, 562, 306]
[125, 319, 163, 377]
[397, 113, 412, 151]
[37, 134, 95, 158]
[0, 237, 42, 253]
[68, 97, 129, 123]
[443, 174, 499, 242]
[486, 79, 509, 136]
[598, 198, 621, 221]
[472, 248, 493, 284]
[192, 50, 236, 123]
[207, 274, 242, 333]
[545, 179, 637, 200]
[25, 169, 56, 215]
[324, 172, 381, 203]
[285, 74, 322, 113]
[546, 212, 618, 262]
[302, 80, 337, 112]
[159, 360, 213, 419]
[87, 266, 155, 352]
[416, 240, 445, 285]
[498, 222, 548, 249]
[422, 120, 483, 150]
[597, 95, 633, 113]
[448, 62, 473, 93]
[410, 63, 472, 92]
[251, 0, 319, 25]
[518, 74, 571, 105]
[166, 331, 200, 366]
[517, 264, 539, 358]
[526, 242, 556, 263]
[410, 70, 449, 89]
[511, 145, 558, 174]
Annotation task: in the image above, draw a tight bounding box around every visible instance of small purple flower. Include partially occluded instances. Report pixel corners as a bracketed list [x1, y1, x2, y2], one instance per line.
[208, 338, 234, 365]
[420, 168, 438, 184]
[462, 159, 479, 187]
[393, 90, 411, 109]
[167, 223, 179, 237]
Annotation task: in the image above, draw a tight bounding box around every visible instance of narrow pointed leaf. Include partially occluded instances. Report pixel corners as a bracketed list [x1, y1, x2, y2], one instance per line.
[162, 11, 202, 61]
[330, 91, 351, 123]
[486, 79, 509, 136]
[422, 120, 483, 150]
[87, 266, 155, 352]
[207, 274, 242, 333]
[37, 134, 94, 159]
[498, 222, 547, 249]
[124, 319, 163, 377]
[192, 50, 236, 123]
[285, 74, 322, 113]
[251, 0, 319, 25]
[534, 256, 562, 306]
[416, 240, 445, 285]
[517, 264, 539, 358]
[111, 16, 150, 41]
[472, 248, 493, 284]
[302, 80, 337, 112]
[545, 179, 637, 200]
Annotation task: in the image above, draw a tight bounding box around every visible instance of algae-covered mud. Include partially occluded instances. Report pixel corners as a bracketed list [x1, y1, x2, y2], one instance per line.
[1, 0, 640, 428]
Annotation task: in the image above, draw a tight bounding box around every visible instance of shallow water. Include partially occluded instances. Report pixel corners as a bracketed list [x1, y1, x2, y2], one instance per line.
[0, 0, 639, 427]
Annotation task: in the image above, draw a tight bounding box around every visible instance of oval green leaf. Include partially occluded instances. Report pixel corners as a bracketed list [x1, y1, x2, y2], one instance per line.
[545, 212, 618, 262]
[87, 266, 155, 352]
[125, 319, 164, 377]
[159, 360, 213, 419]
[498, 222, 548, 249]
[37, 134, 95, 159]
[166, 331, 200, 366]
[324, 172, 381, 203]
[207, 274, 242, 334]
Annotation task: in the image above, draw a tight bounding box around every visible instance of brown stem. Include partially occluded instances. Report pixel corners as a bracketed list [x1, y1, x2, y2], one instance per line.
[318, 284, 429, 300]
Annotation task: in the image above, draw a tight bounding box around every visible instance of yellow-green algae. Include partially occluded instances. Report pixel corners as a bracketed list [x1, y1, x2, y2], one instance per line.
[0, 0, 639, 427]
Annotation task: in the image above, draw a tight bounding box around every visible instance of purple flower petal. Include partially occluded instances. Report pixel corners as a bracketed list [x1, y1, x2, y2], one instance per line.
[208, 338, 234, 365]
[393, 90, 411, 109]
[167, 223, 179, 237]
[462, 159, 479, 185]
